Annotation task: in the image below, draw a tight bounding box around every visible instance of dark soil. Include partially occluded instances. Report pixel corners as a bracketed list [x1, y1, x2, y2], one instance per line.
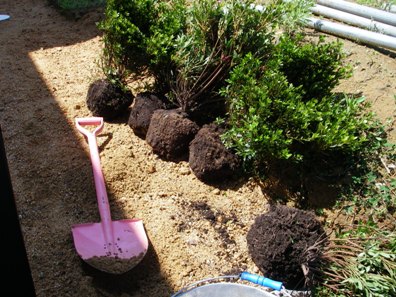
[146, 109, 199, 161]
[87, 78, 134, 120]
[262, 158, 345, 209]
[85, 252, 146, 275]
[247, 205, 326, 289]
[188, 97, 227, 126]
[128, 92, 167, 138]
[189, 123, 241, 184]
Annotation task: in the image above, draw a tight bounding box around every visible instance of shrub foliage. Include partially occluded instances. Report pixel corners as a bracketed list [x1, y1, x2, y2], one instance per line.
[99, 0, 187, 91]
[220, 36, 381, 165]
[99, 0, 387, 170]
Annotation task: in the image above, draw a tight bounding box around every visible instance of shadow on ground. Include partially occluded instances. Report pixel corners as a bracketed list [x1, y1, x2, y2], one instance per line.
[0, 1, 172, 296]
[258, 158, 351, 210]
[84, 240, 170, 296]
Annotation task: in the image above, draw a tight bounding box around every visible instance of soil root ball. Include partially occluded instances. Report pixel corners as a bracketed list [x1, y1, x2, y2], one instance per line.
[247, 205, 326, 289]
[189, 123, 241, 184]
[128, 92, 167, 138]
[146, 109, 199, 161]
[86, 78, 134, 120]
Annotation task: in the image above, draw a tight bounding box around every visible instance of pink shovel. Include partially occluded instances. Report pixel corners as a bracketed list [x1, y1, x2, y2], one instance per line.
[72, 117, 148, 274]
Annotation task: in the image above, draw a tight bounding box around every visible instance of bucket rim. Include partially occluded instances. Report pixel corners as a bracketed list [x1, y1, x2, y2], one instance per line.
[172, 282, 276, 297]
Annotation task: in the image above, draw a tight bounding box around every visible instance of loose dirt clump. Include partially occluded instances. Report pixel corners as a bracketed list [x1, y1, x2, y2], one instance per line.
[189, 123, 241, 184]
[128, 92, 167, 138]
[247, 205, 326, 289]
[85, 252, 146, 274]
[87, 78, 134, 120]
[146, 109, 199, 160]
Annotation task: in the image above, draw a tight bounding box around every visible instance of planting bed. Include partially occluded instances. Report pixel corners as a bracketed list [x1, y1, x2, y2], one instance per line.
[0, 1, 395, 296]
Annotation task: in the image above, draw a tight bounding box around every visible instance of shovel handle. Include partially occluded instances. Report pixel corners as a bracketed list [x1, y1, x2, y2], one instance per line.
[75, 117, 113, 239]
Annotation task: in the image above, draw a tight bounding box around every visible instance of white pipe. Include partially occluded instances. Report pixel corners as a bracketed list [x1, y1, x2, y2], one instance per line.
[382, 3, 396, 14]
[307, 17, 396, 51]
[317, 0, 396, 26]
[311, 5, 396, 37]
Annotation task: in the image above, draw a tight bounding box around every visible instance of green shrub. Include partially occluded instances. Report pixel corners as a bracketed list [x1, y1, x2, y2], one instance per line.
[99, 0, 155, 77]
[170, 0, 313, 114]
[146, 1, 187, 74]
[220, 53, 297, 161]
[98, 0, 388, 177]
[276, 35, 352, 101]
[99, 0, 186, 91]
[98, 0, 313, 99]
[220, 37, 382, 167]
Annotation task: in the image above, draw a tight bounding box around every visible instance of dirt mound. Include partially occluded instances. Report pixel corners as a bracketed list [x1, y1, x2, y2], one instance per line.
[128, 92, 167, 138]
[247, 205, 326, 289]
[146, 109, 199, 161]
[189, 123, 241, 184]
[87, 79, 134, 120]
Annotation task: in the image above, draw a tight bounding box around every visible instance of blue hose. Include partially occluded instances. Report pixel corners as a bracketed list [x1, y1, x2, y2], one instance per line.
[240, 272, 283, 291]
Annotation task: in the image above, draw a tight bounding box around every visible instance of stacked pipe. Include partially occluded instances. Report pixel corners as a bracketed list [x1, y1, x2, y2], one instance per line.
[382, 3, 396, 13]
[308, 0, 396, 50]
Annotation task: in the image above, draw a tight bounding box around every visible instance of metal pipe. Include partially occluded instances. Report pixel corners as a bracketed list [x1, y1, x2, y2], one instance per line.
[307, 17, 396, 51]
[317, 0, 396, 26]
[311, 5, 396, 37]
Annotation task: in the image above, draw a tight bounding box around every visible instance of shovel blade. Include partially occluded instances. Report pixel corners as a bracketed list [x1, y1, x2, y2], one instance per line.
[72, 219, 148, 274]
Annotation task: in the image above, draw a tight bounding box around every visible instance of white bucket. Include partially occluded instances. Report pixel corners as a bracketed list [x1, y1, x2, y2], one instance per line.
[173, 282, 276, 297]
